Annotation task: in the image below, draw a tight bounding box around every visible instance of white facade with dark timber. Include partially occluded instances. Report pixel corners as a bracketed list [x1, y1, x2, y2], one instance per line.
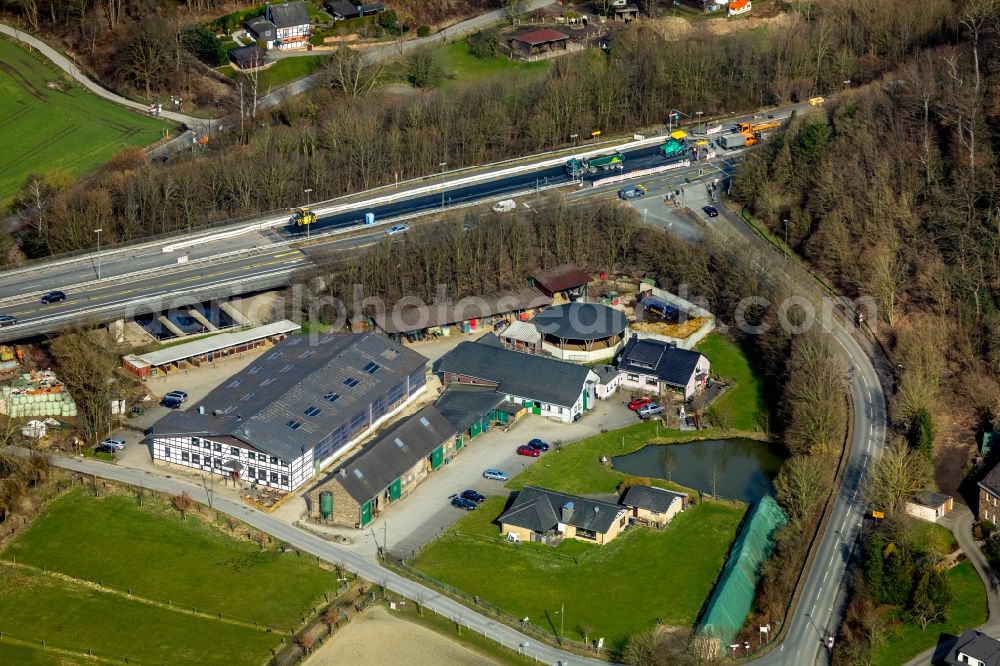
[147, 333, 427, 492]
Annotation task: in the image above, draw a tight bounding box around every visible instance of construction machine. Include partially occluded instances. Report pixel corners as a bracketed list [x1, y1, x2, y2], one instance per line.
[290, 207, 317, 229]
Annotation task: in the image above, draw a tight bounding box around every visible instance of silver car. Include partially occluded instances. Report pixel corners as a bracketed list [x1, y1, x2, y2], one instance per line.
[637, 403, 664, 419]
[98, 437, 126, 450]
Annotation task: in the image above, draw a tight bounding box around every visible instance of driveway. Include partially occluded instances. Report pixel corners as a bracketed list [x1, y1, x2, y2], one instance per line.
[276, 398, 638, 560]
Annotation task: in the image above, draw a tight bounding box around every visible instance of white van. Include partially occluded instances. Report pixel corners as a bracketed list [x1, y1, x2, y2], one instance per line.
[492, 199, 516, 213]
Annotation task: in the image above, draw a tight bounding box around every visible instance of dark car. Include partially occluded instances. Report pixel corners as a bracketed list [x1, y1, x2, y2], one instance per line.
[0, 314, 17, 327]
[40, 290, 66, 304]
[461, 489, 486, 504]
[702, 205, 719, 218]
[517, 445, 541, 457]
[94, 444, 117, 455]
[161, 396, 183, 409]
[451, 496, 478, 511]
[527, 438, 550, 452]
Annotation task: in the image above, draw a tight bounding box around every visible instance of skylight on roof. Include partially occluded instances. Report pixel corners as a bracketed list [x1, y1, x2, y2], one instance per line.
[248, 366, 263, 375]
[324, 392, 340, 403]
[267, 351, 283, 360]
[239, 392, 255, 402]
[394, 437, 405, 448]
[300, 350, 315, 359]
[304, 406, 322, 417]
[286, 338, 302, 346]
[343, 377, 360, 388]
[261, 378, 276, 386]
[419, 416, 430, 427]
[279, 364, 294, 373]
[286, 419, 303, 430]
[381, 348, 399, 359]
[227, 378, 243, 388]
[353, 469, 363, 479]
[363, 362, 381, 374]
[320, 335, 334, 344]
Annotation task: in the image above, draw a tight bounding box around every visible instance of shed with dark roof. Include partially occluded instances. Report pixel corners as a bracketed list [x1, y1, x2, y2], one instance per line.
[245, 16, 276, 46]
[944, 629, 1000, 666]
[508, 29, 571, 57]
[305, 405, 456, 527]
[434, 383, 512, 437]
[229, 45, 268, 71]
[529, 264, 590, 300]
[147, 333, 428, 492]
[434, 337, 599, 422]
[498, 486, 629, 545]
[621, 485, 687, 526]
[617, 337, 710, 400]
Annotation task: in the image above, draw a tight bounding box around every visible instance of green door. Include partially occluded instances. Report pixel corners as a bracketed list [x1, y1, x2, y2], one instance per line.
[470, 421, 482, 438]
[360, 501, 373, 527]
[532, 403, 542, 416]
[583, 390, 589, 411]
[455, 435, 463, 450]
[430, 446, 444, 470]
[389, 478, 402, 501]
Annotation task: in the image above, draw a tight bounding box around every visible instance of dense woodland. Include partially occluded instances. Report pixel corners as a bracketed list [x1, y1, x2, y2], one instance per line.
[4, 0, 958, 258]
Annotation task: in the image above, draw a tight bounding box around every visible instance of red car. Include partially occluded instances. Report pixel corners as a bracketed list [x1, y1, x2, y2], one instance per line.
[628, 397, 653, 411]
[516, 445, 541, 457]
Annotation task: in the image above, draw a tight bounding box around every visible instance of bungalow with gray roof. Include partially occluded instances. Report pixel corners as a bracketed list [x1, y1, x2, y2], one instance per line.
[621, 485, 687, 527]
[498, 486, 629, 545]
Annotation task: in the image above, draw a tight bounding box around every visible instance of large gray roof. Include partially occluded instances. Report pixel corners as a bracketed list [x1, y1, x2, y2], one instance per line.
[618, 337, 706, 388]
[534, 302, 628, 341]
[328, 405, 455, 504]
[148, 333, 427, 461]
[268, 1, 309, 28]
[434, 384, 506, 433]
[947, 630, 1000, 666]
[498, 486, 625, 535]
[434, 339, 593, 408]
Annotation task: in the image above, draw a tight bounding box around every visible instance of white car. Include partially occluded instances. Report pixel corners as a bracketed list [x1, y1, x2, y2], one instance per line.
[99, 438, 126, 451]
[164, 390, 188, 403]
[385, 224, 409, 236]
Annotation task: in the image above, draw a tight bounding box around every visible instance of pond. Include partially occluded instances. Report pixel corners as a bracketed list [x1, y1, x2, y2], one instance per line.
[612, 438, 785, 504]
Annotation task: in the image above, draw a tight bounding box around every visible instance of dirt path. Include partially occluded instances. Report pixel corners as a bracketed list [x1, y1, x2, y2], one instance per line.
[307, 606, 497, 666]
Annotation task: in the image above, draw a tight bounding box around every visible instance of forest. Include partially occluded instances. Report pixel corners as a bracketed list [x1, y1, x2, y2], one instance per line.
[4, 0, 958, 259]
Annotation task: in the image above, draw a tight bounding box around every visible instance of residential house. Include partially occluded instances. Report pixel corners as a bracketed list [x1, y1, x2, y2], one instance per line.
[325, 0, 386, 19]
[434, 337, 599, 423]
[305, 405, 456, 527]
[267, 1, 311, 50]
[621, 485, 687, 527]
[498, 486, 629, 545]
[146, 333, 427, 492]
[617, 337, 710, 400]
[905, 491, 954, 523]
[979, 463, 1000, 524]
[245, 16, 277, 49]
[593, 364, 622, 399]
[944, 629, 1000, 666]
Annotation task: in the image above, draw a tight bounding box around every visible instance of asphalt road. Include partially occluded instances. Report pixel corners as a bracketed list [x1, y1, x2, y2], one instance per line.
[47, 454, 600, 666]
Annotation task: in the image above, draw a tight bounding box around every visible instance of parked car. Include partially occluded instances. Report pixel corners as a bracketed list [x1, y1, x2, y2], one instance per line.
[98, 437, 126, 451]
[628, 396, 653, 411]
[161, 396, 183, 409]
[483, 469, 508, 481]
[517, 445, 541, 457]
[702, 205, 719, 218]
[637, 403, 665, 419]
[451, 496, 478, 511]
[40, 290, 66, 304]
[164, 390, 188, 403]
[0, 314, 17, 327]
[527, 438, 550, 452]
[94, 444, 117, 455]
[461, 489, 486, 504]
[385, 224, 409, 236]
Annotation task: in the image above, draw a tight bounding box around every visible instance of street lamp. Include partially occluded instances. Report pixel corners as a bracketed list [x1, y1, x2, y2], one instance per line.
[569, 133, 578, 147]
[439, 163, 447, 208]
[94, 228, 102, 280]
[843, 79, 851, 90]
[695, 110, 704, 132]
[303, 188, 313, 239]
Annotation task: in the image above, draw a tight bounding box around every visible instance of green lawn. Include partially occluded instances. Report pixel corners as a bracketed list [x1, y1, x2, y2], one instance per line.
[0, 36, 169, 208]
[872, 560, 988, 666]
[509, 419, 733, 496]
[910, 520, 958, 557]
[696, 334, 768, 432]
[413, 499, 746, 649]
[219, 54, 328, 90]
[440, 40, 550, 85]
[0, 641, 68, 665]
[3, 488, 337, 627]
[0, 565, 277, 665]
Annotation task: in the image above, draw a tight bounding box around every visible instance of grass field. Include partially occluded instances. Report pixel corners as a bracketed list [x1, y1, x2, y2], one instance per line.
[3, 488, 338, 627]
[439, 41, 550, 85]
[872, 560, 987, 666]
[0, 564, 277, 664]
[219, 55, 328, 91]
[0, 36, 168, 209]
[0, 641, 67, 665]
[910, 520, 959, 557]
[695, 334, 768, 432]
[413, 498, 746, 649]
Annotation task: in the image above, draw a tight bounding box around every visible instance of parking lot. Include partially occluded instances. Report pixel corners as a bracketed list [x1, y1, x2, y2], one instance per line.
[278, 398, 638, 561]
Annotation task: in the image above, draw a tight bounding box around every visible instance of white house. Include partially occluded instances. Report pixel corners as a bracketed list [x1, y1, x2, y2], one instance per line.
[267, 1, 311, 50]
[147, 334, 427, 492]
[617, 337, 709, 400]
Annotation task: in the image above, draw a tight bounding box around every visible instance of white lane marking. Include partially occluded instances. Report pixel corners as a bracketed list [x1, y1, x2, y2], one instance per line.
[816, 586, 824, 600]
[859, 374, 868, 390]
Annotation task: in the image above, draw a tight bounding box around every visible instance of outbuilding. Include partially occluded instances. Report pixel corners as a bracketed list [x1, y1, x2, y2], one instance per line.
[533, 302, 630, 362]
[306, 405, 456, 527]
[507, 29, 570, 58]
[529, 264, 590, 301]
[229, 45, 269, 70]
[905, 491, 953, 523]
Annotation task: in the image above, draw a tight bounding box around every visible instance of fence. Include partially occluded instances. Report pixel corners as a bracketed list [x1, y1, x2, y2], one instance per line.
[0, 626, 164, 664]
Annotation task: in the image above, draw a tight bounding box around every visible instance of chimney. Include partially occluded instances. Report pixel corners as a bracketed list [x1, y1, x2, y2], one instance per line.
[560, 501, 574, 523]
[198, 405, 205, 415]
[339, 468, 346, 477]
